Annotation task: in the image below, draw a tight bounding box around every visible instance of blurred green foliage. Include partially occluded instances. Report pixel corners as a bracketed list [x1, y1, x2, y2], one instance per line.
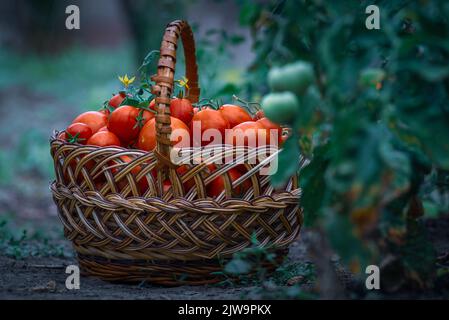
[0, 213, 68, 259]
[240, 0, 449, 289]
[0, 46, 134, 188]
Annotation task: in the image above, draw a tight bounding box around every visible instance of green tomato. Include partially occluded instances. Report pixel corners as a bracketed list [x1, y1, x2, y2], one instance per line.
[261, 92, 300, 125]
[268, 61, 314, 94]
[359, 68, 385, 88]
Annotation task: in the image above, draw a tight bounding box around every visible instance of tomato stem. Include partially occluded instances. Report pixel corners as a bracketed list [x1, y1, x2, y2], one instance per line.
[232, 94, 261, 114]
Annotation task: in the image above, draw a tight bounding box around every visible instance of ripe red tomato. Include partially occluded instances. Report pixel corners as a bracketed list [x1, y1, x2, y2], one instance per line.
[228, 121, 264, 147]
[137, 116, 190, 151]
[207, 168, 250, 198]
[87, 131, 121, 146]
[253, 109, 265, 121]
[57, 131, 68, 141]
[163, 179, 172, 193]
[108, 92, 126, 109]
[108, 105, 154, 144]
[230, 120, 281, 148]
[98, 126, 108, 132]
[66, 122, 93, 144]
[170, 98, 194, 125]
[191, 109, 229, 146]
[219, 104, 252, 128]
[72, 111, 108, 134]
[174, 165, 193, 193]
[149, 99, 156, 111]
[256, 117, 283, 145]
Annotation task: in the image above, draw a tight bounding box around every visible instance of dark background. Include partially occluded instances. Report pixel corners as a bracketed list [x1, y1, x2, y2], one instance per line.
[0, 0, 252, 229]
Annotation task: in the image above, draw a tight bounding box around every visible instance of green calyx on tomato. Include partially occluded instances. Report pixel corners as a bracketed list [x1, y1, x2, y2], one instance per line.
[261, 92, 300, 125]
[66, 132, 82, 144]
[133, 109, 148, 130]
[268, 60, 314, 95]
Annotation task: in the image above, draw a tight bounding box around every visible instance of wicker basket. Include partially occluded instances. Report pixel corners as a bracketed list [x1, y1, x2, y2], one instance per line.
[50, 20, 303, 286]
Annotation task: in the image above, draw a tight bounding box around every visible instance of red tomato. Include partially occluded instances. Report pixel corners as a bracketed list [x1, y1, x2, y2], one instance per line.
[72, 111, 108, 134]
[87, 131, 121, 146]
[57, 131, 68, 141]
[170, 98, 194, 125]
[191, 109, 229, 146]
[66, 122, 93, 144]
[207, 168, 250, 198]
[137, 117, 190, 151]
[253, 109, 265, 121]
[219, 104, 252, 128]
[108, 92, 126, 109]
[256, 117, 283, 145]
[163, 179, 172, 193]
[149, 99, 156, 111]
[228, 121, 265, 147]
[230, 120, 280, 148]
[193, 107, 199, 114]
[107, 105, 154, 144]
[98, 126, 108, 132]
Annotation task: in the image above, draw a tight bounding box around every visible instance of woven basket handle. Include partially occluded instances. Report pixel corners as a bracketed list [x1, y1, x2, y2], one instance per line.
[151, 20, 200, 164]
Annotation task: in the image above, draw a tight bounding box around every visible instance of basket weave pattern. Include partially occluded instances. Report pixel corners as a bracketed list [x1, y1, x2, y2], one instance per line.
[50, 20, 303, 285]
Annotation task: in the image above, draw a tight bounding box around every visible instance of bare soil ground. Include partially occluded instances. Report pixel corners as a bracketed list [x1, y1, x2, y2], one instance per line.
[1, 216, 449, 300]
[0, 235, 310, 300]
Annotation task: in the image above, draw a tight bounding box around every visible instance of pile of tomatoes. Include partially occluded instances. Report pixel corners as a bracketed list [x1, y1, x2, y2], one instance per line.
[57, 91, 287, 198]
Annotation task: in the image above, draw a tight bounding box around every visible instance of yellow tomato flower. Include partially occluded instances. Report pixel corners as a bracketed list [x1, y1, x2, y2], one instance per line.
[176, 76, 189, 89]
[118, 74, 136, 88]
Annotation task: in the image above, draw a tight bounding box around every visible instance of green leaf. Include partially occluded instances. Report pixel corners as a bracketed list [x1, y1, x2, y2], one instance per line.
[224, 258, 252, 275]
[300, 144, 331, 226]
[326, 212, 372, 271]
[229, 35, 245, 45]
[239, 1, 261, 25]
[120, 97, 140, 107]
[401, 218, 436, 281]
[270, 134, 300, 187]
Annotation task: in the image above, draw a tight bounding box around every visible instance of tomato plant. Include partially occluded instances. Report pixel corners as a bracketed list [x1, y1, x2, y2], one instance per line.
[241, 0, 449, 294]
[261, 91, 299, 125]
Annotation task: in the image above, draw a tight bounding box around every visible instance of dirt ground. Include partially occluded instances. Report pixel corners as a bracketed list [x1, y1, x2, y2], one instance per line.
[1, 216, 449, 300]
[0, 235, 310, 300]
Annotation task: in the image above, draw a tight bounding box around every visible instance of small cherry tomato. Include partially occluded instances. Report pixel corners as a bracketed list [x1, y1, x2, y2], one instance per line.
[170, 98, 194, 125]
[72, 111, 108, 134]
[108, 105, 154, 144]
[66, 122, 93, 144]
[87, 131, 121, 147]
[219, 104, 252, 128]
